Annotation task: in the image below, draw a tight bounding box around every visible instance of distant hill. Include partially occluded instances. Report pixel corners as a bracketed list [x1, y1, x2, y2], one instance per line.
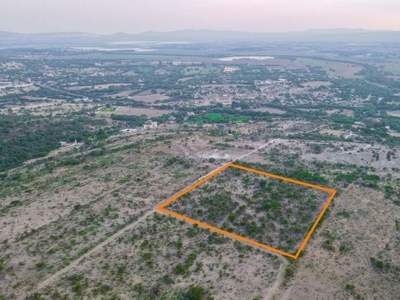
[133, 28, 400, 43]
[1, 28, 400, 47]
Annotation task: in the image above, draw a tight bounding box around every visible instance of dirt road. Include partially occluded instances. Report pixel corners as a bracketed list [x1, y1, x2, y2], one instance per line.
[30, 208, 156, 296]
[264, 257, 288, 300]
[237, 138, 281, 160]
[31, 143, 287, 297]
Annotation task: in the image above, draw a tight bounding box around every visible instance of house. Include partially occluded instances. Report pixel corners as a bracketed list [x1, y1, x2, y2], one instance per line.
[168, 116, 177, 124]
[60, 140, 77, 147]
[143, 120, 158, 130]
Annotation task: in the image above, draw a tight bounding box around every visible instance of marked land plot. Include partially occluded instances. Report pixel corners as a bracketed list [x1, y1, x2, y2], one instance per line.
[158, 163, 336, 259]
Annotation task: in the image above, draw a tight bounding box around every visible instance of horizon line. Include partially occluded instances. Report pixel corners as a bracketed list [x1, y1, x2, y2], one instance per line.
[1, 27, 399, 36]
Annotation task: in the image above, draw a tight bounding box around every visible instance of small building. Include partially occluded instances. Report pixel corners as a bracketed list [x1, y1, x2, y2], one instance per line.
[60, 140, 77, 147]
[143, 120, 158, 130]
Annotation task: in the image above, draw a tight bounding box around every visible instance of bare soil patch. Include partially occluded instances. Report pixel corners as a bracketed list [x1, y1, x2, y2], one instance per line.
[301, 81, 332, 88]
[67, 83, 131, 91]
[275, 185, 400, 300]
[252, 107, 286, 114]
[0, 134, 211, 298]
[388, 110, 400, 117]
[326, 109, 354, 116]
[389, 132, 400, 137]
[178, 77, 195, 82]
[35, 214, 282, 299]
[113, 107, 175, 117]
[132, 94, 170, 103]
[223, 66, 240, 73]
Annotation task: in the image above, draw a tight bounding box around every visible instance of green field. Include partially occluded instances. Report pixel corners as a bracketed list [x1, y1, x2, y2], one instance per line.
[99, 107, 116, 112]
[188, 113, 250, 124]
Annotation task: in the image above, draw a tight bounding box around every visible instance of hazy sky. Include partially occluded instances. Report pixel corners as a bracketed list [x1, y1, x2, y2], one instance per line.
[1, 0, 400, 34]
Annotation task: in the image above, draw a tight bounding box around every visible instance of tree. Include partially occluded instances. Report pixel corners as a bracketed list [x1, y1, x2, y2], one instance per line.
[179, 286, 209, 300]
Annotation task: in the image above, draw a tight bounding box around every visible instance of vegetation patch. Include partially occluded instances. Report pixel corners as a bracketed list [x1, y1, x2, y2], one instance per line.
[188, 113, 250, 124]
[158, 163, 336, 259]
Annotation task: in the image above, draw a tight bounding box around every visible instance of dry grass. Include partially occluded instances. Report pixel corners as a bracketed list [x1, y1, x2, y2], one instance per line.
[166, 167, 331, 254]
[275, 185, 400, 299]
[320, 129, 346, 136]
[2, 120, 400, 299]
[1, 102, 95, 116]
[252, 107, 286, 114]
[296, 58, 363, 78]
[131, 94, 170, 103]
[67, 83, 131, 91]
[326, 109, 354, 117]
[0, 132, 211, 298]
[388, 111, 400, 117]
[113, 107, 175, 117]
[389, 132, 400, 137]
[35, 214, 282, 299]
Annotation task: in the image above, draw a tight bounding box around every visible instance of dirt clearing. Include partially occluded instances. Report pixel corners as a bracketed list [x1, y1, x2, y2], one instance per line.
[113, 107, 175, 117]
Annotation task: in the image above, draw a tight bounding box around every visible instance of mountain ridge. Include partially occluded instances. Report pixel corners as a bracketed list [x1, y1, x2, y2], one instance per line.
[1, 28, 399, 46]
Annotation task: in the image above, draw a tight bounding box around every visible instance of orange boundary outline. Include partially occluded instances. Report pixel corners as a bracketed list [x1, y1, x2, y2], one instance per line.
[157, 162, 336, 259]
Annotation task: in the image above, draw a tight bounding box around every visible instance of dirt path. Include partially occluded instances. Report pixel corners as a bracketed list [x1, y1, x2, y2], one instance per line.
[30, 144, 286, 297]
[304, 124, 324, 134]
[31, 165, 228, 295]
[237, 138, 280, 160]
[31, 208, 157, 295]
[264, 257, 288, 300]
[29, 163, 230, 300]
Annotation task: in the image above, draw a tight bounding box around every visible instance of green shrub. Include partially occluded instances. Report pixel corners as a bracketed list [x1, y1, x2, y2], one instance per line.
[179, 286, 209, 300]
[35, 262, 45, 269]
[370, 257, 384, 270]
